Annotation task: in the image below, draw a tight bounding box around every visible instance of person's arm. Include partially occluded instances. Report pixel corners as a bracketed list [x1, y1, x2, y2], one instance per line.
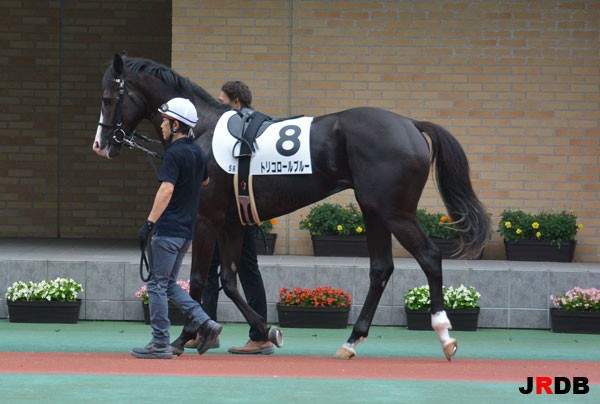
[147, 181, 175, 222]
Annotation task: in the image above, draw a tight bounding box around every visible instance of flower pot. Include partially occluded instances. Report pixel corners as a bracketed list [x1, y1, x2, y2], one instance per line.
[311, 235, 369, 257]
[142, 302, 187, 326]
[7, 299, 82, 324]
[255, 233, 277, 255]
[430, 237, 483, 260]
[504, 240, 576, 262]
[276, 303, 350, 328]
[550, 308, 600, 334]
[405, 307, 480, 331]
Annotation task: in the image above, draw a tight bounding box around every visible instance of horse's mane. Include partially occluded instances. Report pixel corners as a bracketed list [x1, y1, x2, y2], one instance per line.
[103, 57, 226, 111]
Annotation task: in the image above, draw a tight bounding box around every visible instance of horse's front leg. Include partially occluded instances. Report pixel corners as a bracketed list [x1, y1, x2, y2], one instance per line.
[171, 222, 216, 351]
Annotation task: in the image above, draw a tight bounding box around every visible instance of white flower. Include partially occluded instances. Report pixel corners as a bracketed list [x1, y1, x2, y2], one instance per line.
[404, 284, 480, 310]
[5, 278, 83, 302]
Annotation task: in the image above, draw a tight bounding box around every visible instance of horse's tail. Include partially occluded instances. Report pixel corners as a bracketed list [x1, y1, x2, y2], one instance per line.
[414, 120, 489, 259]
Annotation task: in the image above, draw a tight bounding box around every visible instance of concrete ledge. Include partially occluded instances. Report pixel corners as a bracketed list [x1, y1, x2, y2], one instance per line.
[1, 239, 599, 329]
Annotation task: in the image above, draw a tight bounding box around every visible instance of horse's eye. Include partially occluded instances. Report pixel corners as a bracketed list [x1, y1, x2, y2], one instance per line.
[102, 98, 113, 106]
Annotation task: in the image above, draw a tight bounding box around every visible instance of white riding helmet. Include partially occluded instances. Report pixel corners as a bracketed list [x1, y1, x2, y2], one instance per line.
[158, 97, 198, 128]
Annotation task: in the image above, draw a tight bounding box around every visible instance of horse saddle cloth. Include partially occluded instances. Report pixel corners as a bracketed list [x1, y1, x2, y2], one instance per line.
[213, 110, 314, 226]
[213, 110, 313, 176]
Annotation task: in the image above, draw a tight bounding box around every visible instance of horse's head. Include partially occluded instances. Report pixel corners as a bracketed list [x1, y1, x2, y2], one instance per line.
[93, 53, 147, 158]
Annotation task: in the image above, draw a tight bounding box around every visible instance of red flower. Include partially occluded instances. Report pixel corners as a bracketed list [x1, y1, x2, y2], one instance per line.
[278, 286, 351, 307]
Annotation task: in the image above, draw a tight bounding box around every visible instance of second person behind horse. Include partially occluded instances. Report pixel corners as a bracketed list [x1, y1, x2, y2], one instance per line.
[185, 80, 274, 355]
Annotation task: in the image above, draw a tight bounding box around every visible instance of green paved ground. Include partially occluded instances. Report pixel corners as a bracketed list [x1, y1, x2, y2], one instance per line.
[1, 375, 599, 404]
[1, 320, 599, 403]
[1, 320, 599, 361]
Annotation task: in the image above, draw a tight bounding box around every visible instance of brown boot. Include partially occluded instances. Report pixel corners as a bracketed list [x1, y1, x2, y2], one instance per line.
[184, 333, 220, 349]
[227, 339, 274, 355]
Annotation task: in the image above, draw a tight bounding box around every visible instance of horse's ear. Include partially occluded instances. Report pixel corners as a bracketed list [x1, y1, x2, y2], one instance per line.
[113, 53, 123, 75]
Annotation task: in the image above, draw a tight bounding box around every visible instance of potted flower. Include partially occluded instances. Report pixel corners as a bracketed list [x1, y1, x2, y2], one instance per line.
[417, 209, 462, 259]
[277, 286, 352, 328]
[403, 284, 481, 331]
[550, 287, 600, 334]
[416, 209, 486, 259]
[299, 203, 368, 257]
[254, 218, 278, 255]
[135, 279, 189, 325]
[498, 209, 583, 262]
[5, 278, 84, 323]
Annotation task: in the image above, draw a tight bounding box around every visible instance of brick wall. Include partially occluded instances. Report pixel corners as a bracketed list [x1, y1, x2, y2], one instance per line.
[0, 1, 172, 238]
[1, 1, 598, 263]
[172, 0, 599, 261]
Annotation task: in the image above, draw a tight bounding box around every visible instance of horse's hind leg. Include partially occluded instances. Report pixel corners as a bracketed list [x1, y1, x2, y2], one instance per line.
[391, 214, 457, 361]
[335, 212, 394, 359]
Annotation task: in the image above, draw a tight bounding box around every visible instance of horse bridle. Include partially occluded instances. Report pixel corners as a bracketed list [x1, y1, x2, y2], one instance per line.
[98, 77, 163, 160]
[98, 76, 160, 282]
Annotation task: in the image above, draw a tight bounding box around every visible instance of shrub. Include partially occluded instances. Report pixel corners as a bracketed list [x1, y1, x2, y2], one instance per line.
[5, 278, 83, 302]
[259, 218, 277, 234]
[404, 284, 481, 310]
[135, 279, 190, 304]
[498, 209, 582, 245]
[299, 203, 366, 236]
[551, 287, 600, 312]
[278, 286, 352, 307]
[416, 209, 457, 240]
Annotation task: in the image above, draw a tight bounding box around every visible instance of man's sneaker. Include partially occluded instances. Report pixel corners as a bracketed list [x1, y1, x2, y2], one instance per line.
[228, 339, 274, 355]
[131, 342, 173, 359]
[184, 333, 220, 350]
[197, 320, 223, 355]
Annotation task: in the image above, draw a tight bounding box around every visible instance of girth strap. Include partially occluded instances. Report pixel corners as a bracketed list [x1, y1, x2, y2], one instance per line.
[236, 111, 270, 225]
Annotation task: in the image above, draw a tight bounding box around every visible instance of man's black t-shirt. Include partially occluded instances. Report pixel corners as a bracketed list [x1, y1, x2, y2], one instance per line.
[154, 137, 208, 239]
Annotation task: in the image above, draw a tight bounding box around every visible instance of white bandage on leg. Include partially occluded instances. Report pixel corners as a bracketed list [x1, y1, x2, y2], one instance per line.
[431, 311, 453, 347]
[340, 337, 366, 355]
[340, 342, 356, 356]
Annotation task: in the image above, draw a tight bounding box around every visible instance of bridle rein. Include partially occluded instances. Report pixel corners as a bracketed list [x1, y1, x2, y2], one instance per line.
[98, 76, 163, 160]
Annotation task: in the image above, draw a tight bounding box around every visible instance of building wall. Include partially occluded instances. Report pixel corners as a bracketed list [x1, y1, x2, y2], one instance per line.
[0, 0, 172, 238]
[172, 0, 599, 262]
[1, 1, 598, 263]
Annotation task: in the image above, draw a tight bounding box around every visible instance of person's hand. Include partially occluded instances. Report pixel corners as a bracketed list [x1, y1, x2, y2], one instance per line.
[138, 220, 155, 245]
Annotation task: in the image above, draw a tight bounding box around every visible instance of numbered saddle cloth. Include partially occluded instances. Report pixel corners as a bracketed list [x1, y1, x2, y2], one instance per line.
[213, 110, 314, 176]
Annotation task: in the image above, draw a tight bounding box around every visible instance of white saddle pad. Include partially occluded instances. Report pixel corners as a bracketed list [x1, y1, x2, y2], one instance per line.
[213, 110, 314, 175]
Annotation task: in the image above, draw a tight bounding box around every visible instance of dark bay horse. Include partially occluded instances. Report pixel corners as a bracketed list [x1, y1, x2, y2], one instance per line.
[93, 53, 489, 360]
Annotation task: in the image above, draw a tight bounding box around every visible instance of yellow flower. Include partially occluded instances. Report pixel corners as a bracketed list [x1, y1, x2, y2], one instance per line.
[516, 229, 522, 235]
[578, 223, 583, 229]
[532, 222, 539, 229]
[307, 222, 312, 228]
[569, 209, 574, 215]
[536, 231, 541, 238]
[504, 221, 512, 229]
[356, 226, 363, 233]
[337, 225, 343, 231]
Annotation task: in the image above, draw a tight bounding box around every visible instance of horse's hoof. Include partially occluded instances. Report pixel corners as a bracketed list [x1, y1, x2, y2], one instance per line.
[268, 327, 284, 348]
[169, 344, 184, 356]
[334, 346, 355, 360]
[443, 339, 458, 361]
